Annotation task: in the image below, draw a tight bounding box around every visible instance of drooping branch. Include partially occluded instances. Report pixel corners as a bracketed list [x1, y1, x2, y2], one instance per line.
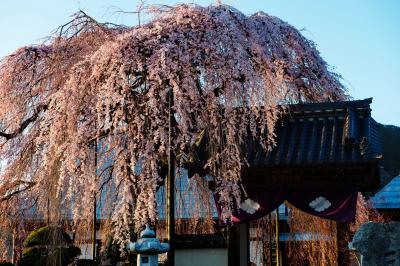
[0, 181, 37, 202]
[0, 104, 47, 140]
[0, 4, 347, 248]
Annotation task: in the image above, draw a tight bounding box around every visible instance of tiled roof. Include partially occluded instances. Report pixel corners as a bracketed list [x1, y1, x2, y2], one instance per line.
[247, 98, 382, 166]
[188, 99, 381, 174]
[371, 175, 400, 209]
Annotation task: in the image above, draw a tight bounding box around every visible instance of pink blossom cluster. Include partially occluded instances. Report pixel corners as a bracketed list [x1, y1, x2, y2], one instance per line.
[0, 4, 346, 248]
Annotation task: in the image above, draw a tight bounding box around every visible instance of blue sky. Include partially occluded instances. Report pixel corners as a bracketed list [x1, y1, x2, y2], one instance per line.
[1, 0, 399, 125]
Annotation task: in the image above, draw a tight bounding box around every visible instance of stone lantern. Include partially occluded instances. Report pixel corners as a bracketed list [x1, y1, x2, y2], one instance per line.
[349, 222, 400, 266]
[127, 225, 169, 266]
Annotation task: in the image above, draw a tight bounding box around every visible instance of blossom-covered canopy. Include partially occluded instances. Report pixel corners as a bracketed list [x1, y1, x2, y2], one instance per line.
[0, 4, 346, 247]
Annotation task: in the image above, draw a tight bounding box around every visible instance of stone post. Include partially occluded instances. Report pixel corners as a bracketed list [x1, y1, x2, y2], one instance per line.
[349, 222, 400, 266]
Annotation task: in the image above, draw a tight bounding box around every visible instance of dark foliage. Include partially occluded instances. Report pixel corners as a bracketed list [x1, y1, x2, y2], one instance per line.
[0, 262, 14, 266]
[71, 259, 97, 266]
[101, 234, 121, 263]
[378, 123, 400, 179]
[23, 226, 72, 248]
[19, 226, 80, 266]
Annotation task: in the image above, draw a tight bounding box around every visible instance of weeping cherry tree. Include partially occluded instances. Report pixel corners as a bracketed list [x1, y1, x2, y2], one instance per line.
[0, 4, 347, 250]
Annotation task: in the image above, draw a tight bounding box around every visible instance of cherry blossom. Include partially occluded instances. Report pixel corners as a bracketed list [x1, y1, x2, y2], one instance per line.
[0, 4, 346, 249]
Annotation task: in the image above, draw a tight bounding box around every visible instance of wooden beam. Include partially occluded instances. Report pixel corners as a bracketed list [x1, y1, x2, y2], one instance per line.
[239, 223, 249, 266]
[228, 225, 239, 266]
[166, 88, 175, 266]
[241, 161, 380, 190]
[337, 222, 351, 266]
[275, 209, 280, 266]
[92, 138, 98, 262]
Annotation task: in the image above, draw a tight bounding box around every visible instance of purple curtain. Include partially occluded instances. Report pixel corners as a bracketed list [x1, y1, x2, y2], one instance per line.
[216, 187, 358, 224]
[286, 188, 358, 222]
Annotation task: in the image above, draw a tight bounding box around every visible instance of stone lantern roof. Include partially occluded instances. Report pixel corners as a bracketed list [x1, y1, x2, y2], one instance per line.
[127, 225, 169, 254]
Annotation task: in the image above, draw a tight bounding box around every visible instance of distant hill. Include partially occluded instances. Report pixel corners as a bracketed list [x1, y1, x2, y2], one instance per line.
[378, 123, 400, 181]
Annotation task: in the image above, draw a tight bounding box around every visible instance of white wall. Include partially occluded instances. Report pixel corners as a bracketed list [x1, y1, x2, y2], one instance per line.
[175, 248, 228, 266]
[78, 243, 95, 260]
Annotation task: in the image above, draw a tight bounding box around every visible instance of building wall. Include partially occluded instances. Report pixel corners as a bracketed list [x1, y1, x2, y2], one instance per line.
[175, 248, 228, 266]
[78, 243, 95, 260]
